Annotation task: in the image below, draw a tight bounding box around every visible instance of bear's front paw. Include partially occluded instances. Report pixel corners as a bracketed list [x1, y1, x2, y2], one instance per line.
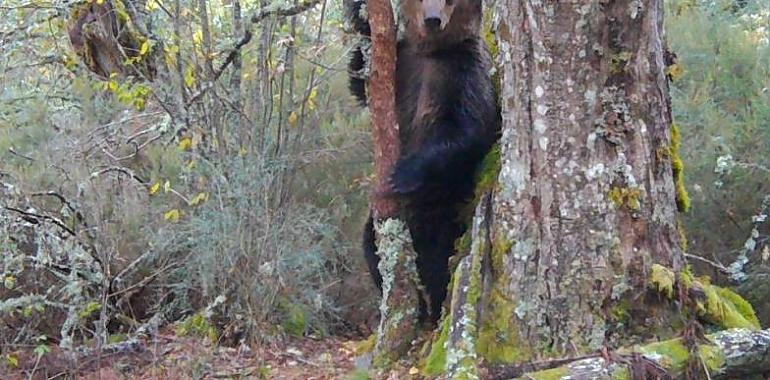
[389, 159, 425, 194]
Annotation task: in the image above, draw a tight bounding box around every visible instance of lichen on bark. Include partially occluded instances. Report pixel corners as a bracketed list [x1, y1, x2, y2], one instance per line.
[425, 196, 491, 379]
[372, 218, 421, 366]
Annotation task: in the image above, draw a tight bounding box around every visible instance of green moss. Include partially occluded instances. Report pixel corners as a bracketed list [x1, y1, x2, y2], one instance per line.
[78, 301, 101, 319]
[671, 124, 691, 213]
[650, 264, 760, 330]
[346, 369, 371, 380]
[610, 299, 631, 324]
[484, 21, 499, 61]
[677, 219, 689, 252]
[176, 312, 218, 342]
[460, 143, 502, 224]
[650, 264, 676, 298]
[611, 367, 631, 380]
[107, 333, 127, 344]
[641, 339, 690, 370]
[699, 282, 760, 329]
[478, 287, 530, 364]
[698, 344, 726, 372]
[610, 52, 633, 74]
[640, 338, 725, 374]
[715, 286, 758, 327]
[477, 143, 502, 195]
[522, 367, 569, 380]
[491, 238, 513, 277]
[281, 302, 308, 337]
[679, 265, 695, 288]
[608, 186, 643, 212]
[424, 317, 450, 376]
[354, 334, 376, 355]
[483, 16, 501, 98]
[454, 231, 472, 256]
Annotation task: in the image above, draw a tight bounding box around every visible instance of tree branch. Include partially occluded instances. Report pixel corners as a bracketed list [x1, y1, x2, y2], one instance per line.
[3, 206, 76, 237]
[492, 329, 770, 380]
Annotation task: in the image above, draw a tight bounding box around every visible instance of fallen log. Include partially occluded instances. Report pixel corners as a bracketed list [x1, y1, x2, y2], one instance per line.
[497, 328, 770, 380]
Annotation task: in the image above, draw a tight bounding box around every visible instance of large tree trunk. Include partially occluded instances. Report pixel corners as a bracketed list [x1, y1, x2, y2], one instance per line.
[489, 0, 684, 352]
[423, 1, 760, 378]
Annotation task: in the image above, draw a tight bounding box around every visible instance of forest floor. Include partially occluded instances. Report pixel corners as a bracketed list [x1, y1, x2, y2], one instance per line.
[4, 329, 374, 380]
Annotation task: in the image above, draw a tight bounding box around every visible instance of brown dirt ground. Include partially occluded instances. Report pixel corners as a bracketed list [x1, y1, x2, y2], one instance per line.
[3, 329, 369, 380]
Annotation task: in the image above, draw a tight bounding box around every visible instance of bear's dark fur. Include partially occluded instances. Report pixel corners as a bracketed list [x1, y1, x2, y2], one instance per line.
[347, 0, 499, 322]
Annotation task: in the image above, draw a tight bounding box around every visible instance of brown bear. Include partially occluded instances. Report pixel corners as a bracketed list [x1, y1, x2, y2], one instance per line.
[346, 0, 499, 323]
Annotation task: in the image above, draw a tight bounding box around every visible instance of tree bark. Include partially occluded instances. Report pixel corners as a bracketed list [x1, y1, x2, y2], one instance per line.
[490, 0, 685, 353]
[67, 0, 156, 80]
[423, 1, 758, 378]
[366, 0, 421, 366]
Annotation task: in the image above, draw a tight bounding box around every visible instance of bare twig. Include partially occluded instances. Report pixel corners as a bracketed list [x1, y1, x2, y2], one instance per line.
[8, 147, 35, 161]
[684, 253, 730, 274]
[31, 191, 78, 215]
[4, 206, 76, 236]
[186, 0, 321, 105]
[90, 166, 148, 185]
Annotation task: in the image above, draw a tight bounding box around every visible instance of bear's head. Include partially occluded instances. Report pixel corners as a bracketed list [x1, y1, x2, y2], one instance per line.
[401, 0, 482, 50]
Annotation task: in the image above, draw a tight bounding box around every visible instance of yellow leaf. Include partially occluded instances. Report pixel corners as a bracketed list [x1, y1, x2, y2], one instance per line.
[193, 30, 204, 48]
[164, 209, 181, 222]
[184, 66, 196, 88]
[134, 98, 146, 111]
[164, 45, 179, 66]
[145, 0, 160, 11]
[190, 192, 209, 206]
[149, 182, 161, 195]
[6, 354, 19, 368]
[307, 88, 318, 110]
[187, 160, 197, 169]
[239, 147, 248, 156]
[163, 180, 171, 193]
[179, 137, 192, 151]
[140, 40, 151, 56]
[666, 63, 684, 81]
[108, 80, 118, 92]
[288, 111, 298, 126]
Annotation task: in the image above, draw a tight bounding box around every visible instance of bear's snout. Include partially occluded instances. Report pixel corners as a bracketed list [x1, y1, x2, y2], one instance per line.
[424, 17, 442, 31]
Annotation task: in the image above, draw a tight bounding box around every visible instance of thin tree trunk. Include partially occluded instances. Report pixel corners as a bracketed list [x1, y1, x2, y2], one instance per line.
[366, 0, 421, 366]
[230, 0, 247, 147]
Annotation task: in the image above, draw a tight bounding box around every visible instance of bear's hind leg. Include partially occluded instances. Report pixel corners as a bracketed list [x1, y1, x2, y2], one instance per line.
[362, 213, 382, 290]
